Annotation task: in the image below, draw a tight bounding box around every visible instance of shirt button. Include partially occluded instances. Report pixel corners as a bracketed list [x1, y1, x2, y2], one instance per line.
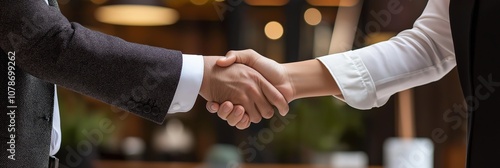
[172, 103, 181, 111]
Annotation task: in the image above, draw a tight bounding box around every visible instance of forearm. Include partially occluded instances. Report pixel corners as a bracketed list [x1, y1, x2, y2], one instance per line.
[0, 0, 183, 124]
[283, 59, 340, 101]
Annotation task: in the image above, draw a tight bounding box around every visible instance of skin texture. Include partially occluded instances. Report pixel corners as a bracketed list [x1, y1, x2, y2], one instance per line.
[199, 56, 289, 126]
[206, 50, 340, 129]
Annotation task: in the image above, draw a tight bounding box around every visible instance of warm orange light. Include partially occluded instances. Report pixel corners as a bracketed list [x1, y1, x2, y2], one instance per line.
[307, 0, 359, 7]
[95, 5, 179, 26]
[190, 0, 209, 5]
[245, 0, 289, 6]
[304, 8, 322, 26]
[264, 21, 284, 40]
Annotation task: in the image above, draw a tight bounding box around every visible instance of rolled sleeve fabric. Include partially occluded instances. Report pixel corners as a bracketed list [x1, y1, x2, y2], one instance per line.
[318, 0, 456, 109]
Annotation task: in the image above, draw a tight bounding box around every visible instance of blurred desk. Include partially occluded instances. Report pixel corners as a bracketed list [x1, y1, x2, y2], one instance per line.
[95, 160, 382, 168]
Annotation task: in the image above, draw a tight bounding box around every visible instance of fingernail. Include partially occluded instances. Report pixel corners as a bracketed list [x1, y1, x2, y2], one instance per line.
[235, 109, 243, 116]
[223, 107, 231, 113]
[210, 104, 217, 111]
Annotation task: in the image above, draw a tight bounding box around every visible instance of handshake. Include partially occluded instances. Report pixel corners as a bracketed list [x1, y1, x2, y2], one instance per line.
[198, 49, 339, 130]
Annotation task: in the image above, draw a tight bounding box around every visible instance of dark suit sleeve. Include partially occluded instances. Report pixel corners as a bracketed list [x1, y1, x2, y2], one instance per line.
[0, 0, 184, 124]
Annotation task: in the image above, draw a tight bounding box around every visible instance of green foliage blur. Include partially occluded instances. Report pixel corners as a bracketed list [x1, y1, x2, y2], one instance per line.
[274, 96, 366, 153]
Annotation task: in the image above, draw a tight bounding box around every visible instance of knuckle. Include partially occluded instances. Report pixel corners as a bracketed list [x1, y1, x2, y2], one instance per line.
[218, 112, 228, 120]
[243, 82, 259, 94]
[249, 87, 260, 96]
[236, 106, 245, 113]
[239, 96, 250, 105]
[246, 49, 256, 53]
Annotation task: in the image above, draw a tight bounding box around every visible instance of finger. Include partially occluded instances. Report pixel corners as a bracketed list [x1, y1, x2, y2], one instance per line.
[252, 90, 275, 119]
[218, 50, 261, 67]
[246, 117, 251, 128]
[235, 92, 262, 124]
[219, 101, 235, 115]
[236, 111, 250, 130]
[206, 102, 220, 113]
[226, 105, 245, 126]
[236, 118, 250, 130]
[217, 102, 234, 120]
[260, 78, 289, 116]
[245, 101, 262, 123]
[244, 84, 272, 121]
[216, 53, 237, 67]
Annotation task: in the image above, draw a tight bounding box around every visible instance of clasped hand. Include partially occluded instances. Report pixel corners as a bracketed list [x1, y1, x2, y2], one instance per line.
[199, 49, 294, 130]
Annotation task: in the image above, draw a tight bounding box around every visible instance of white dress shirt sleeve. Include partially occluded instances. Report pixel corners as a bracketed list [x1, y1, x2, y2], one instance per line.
[50, 86, 61, 156]
[168, 54, 204, 113]
[318, 0, 456, 109]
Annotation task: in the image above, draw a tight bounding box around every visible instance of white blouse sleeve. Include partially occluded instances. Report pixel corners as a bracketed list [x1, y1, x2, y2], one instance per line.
[317, 0, 456, 109]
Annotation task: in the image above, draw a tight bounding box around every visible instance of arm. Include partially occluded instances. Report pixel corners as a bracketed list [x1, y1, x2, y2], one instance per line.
[0, 0, 287, 125]
[317, 0, 454, 109]
[283, 60, 340, 99]
[213, 50, 340, 103]
[0, 0, 182, 124]
[209, 0, 455, 127]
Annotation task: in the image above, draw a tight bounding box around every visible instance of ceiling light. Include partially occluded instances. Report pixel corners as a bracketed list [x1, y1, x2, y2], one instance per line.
[245, 0, 289, 6]
[307, 0, 359, 7]
[95, 0, 179, 26]
[304, 8, 322, 26]
[190, 0, 209, 5]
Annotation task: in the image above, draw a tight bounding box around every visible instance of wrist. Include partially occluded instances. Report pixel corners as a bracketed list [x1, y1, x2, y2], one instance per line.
[283, 60, 339, 100]
[200, 56, 217, 100]
[282, 63, 297, 102]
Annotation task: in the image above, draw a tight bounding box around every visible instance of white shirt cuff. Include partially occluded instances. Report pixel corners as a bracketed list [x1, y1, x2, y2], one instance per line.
[168, 54, 204, 113]
[50, 85, 61, 156]
[317, 52, 379, 110]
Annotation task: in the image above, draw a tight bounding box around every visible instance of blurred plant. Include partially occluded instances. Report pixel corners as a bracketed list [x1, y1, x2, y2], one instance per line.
[275, 96, 365, 153]
[57, 87, 113, 148]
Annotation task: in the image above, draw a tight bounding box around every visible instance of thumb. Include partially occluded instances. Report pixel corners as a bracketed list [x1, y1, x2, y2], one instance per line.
[206, 101, 220, 113]
[216, 54, 237, 67]
[217, 50, 261, 67]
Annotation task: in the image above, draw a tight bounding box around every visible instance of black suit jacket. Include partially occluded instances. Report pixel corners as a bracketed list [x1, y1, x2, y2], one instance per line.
[1, 0, 185, 167]
[450, 0, 500, 167]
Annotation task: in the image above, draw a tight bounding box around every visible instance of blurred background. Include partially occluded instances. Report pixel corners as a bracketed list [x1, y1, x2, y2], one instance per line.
[53, 0, 466, 167]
